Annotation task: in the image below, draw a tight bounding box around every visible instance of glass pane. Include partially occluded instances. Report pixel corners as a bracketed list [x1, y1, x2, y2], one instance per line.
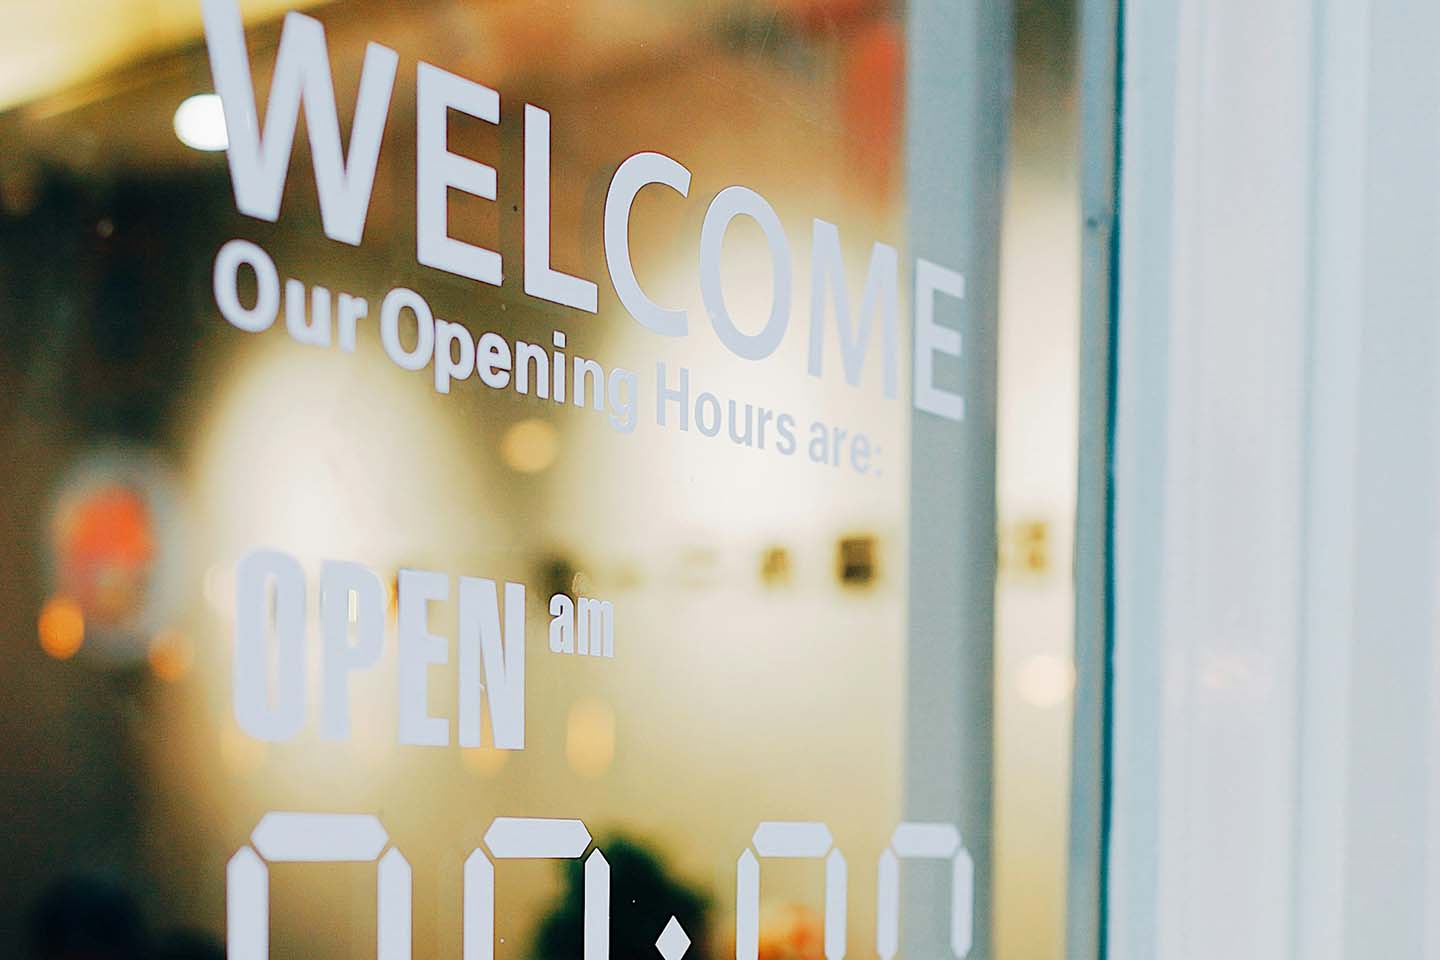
[0, 2, 1077, 959]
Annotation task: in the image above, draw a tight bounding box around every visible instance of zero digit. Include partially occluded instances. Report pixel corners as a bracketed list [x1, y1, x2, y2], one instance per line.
[875, 823, 975, 960]
[227, 812, 410, 960]
[227, 814, 973, 960]
[736, 822, 847, 960]
[471, 818, 610, 960]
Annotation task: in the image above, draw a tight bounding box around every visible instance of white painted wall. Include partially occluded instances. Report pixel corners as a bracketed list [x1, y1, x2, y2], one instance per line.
[1108, 0, 1440, 957]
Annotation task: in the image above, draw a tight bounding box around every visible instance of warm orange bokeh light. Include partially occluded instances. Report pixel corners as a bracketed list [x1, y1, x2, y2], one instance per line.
[53, 483, 154, 626]
[565, 696, 616, 779]
[38, 596, 84, 659]
[148, 627, 193, 682]
[500, 418, 560, 474]
[220, 723, 267, 776]
[462, 745, 509, 777]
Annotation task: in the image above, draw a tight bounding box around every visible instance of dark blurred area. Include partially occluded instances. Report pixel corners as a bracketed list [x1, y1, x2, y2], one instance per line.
[25, 873, 223, 960]
[533, 836, 711, 960]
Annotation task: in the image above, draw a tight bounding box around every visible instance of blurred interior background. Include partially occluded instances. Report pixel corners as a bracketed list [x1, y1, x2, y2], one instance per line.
[0, 0, 1078, 957]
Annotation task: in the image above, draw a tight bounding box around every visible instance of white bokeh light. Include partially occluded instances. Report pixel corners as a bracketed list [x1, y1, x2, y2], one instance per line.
[1015, 653, 1075, 708]
[173, 92, 229, 151]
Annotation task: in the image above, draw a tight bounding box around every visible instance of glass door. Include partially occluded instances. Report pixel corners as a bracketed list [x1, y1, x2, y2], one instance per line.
[0, 1, 1079, 958]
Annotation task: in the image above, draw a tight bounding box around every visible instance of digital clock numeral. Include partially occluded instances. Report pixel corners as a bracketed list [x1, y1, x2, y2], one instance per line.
[737, 822, 847, 960]
[228, 813, 973, 959]
[467, 818, 610, 960]
[877, 824, 974, 960]
[227, 812, 410, 960]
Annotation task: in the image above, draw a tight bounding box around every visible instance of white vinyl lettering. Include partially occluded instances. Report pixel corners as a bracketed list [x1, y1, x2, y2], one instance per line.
[736, 824, 846, 960]
[876, 822, 975, 960]
[525, 104, 598, 312]
[213, 239, 280, 333]
[416, 62, 502, 285]
[699, 186, 792, 361]
[225, 814, 970, 960]
[457, 577, 527, 750]
[233, 549, 306, 742]
[202, 0, 397, 244]
[808, 220, 899, 398]
[396, 568, 450, 747]
[320, 561, 385, 742]
[228, 813, 408, 960]
[912, 258, 967, 422]
[604, 152, 691, 336]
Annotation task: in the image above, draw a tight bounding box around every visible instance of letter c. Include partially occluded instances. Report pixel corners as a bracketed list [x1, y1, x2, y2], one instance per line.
[604, 152, 691, 337]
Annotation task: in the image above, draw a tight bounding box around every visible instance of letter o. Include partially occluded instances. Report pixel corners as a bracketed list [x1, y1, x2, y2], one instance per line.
[695, 392, 722, 437]
[214, 239, 280, 333]
[234, 549, 307, 742]
[381, 287, 436, 371]
[699, 186, 792, 361]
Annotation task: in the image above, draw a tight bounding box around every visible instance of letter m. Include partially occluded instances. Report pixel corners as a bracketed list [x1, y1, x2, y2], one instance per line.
[807, 219, 900, 398]
[577, 598, 614, 658]
[202, 0, 398, 244]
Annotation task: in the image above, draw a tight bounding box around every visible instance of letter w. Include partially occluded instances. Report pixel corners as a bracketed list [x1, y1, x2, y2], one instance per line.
[202, 0, 398, 245]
